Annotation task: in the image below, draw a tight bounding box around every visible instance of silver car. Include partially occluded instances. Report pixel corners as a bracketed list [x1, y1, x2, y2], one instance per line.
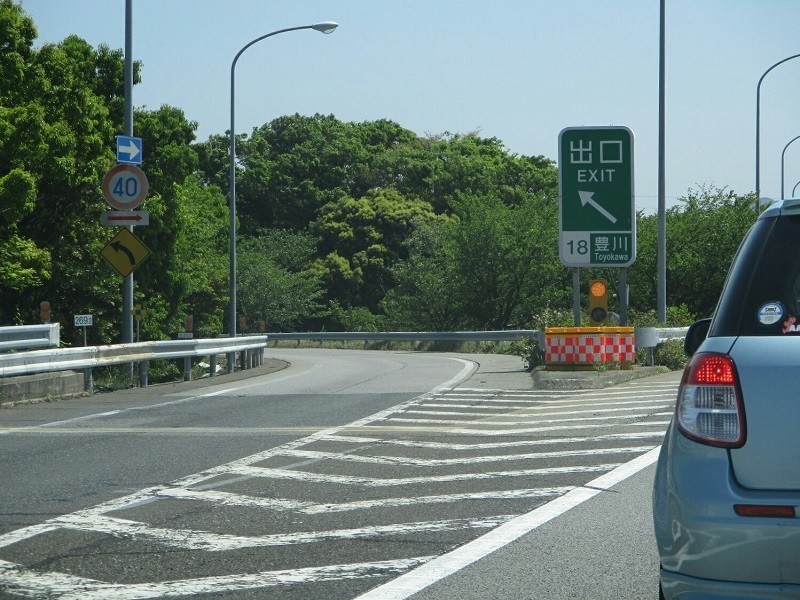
[653, 198, 800, 599]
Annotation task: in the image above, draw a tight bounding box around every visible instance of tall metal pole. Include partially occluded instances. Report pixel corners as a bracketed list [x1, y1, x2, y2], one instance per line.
[123, 0, 134, 348]
[657, 0, 667, 323]
[756, 53, 800, 210]
[228, 22, 338, 350]
[780, 134, 800, 199]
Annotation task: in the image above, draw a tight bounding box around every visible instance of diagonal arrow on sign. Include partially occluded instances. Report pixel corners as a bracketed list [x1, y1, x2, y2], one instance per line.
[578, 190, 617, 224]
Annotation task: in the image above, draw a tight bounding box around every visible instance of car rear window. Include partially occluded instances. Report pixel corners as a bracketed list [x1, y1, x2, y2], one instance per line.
[710, 213, 800, 337]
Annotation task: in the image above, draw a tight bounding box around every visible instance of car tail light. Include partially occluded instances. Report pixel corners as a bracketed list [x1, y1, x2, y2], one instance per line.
[675, 352, 746, 447]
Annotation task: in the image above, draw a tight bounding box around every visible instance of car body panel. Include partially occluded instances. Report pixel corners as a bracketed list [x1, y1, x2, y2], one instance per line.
[728, 336, 800, 490]
[654, 426, 800, 596]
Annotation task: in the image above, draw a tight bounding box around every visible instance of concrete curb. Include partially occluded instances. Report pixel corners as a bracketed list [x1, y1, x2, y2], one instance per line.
[531, 365, 671, 390]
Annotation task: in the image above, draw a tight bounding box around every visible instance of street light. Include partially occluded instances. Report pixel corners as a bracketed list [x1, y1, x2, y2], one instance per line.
[781, 134, 800, 198]
[228, 22, 338, 347]
[755, 53, 800, 210]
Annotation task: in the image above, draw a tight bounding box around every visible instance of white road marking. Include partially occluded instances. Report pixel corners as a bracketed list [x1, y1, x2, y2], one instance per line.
[355, 447, 663, 600]
[56, 513, 516, 551]
[222, 462, 621, 486]
[384, 412, 674, 426]
[418, 398, 673, 410]
[157, 486, 573, 513]
[0, 556, 436, 600]
[318, 430, 667, 450]
[403, 402, 672, 418]
[280, 445, 655, 466]
[360, 420, 671, 436]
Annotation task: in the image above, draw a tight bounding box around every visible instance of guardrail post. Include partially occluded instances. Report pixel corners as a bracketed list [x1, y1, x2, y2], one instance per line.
[226, 352, 235, 374]
[84, 367, 93, 393]
[210, 354, 217, 377]
[183, 356, 191, 381]
[139, 361, 149, 387]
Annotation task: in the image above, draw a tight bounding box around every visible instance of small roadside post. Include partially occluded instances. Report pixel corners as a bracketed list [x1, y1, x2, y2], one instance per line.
[74, 314, 93, 392]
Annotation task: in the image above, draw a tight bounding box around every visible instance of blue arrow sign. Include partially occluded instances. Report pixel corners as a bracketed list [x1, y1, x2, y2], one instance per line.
[116, 135, 143, 164]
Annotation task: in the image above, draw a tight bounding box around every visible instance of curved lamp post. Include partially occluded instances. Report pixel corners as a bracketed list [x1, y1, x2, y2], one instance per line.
[781, 134, 800, 198]
[228, 22, 338, 346]
[756, 53, 800, 210]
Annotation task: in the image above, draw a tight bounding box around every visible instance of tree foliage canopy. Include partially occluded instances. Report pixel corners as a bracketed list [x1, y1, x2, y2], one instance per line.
[1, 0, 761, 345]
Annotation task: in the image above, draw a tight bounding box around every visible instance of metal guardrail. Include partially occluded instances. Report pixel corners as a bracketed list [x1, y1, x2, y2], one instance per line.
[0, 324, 60, 351]
[265, 330, 539, 342]
[267, 328, 687, 344]
[0, 336, 269, 384]
[0, 327, 688, 387]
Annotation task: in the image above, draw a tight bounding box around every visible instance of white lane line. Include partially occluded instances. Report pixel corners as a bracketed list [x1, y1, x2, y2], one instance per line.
[402, 409, 514, 417]
[222, 463, 621, 486]
[280, 445, 655, 466]
[456, 384, 678, 394]
[0, 524, 62, 549]
[56, 513, 515, 551]
[360, 420, 671, 437]
[404, 403, 672, 418]
[157, 486, 573, 513]
[417, 403, 535, 410]
[355, 446, 663, 600]
[318, 431, 667, 450]
[0, 556, 436, 600]
[384, 412, 675, 426]
[420, 398, 673, 410]
[433, 390, 676, 403]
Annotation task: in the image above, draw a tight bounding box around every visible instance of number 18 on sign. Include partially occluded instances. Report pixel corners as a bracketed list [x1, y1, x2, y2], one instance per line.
[558, 126, 635, 268]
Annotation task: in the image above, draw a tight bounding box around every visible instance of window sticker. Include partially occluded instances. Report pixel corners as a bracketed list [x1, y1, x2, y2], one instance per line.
[782, 315, 800, 334]
[758, 302, 784, 326]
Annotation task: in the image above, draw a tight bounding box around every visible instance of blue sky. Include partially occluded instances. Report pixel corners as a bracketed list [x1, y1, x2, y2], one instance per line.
[18, 1, 800, 214]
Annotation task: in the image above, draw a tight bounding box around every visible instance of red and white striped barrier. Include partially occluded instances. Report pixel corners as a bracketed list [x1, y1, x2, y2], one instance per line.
[545, 327, 636, 370]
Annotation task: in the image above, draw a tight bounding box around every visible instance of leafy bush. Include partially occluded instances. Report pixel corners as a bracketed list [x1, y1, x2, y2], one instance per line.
[653, 338, 688, 370]
[630, 304, 696, 327]
[509, 337, 544, 371]
[329, 302, 389, 332]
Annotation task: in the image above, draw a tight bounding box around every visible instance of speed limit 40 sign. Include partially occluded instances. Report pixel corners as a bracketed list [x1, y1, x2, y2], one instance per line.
[102, 164, 149, 210]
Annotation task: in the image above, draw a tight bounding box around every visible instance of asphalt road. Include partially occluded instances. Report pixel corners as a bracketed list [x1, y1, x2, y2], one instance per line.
[0, 350, 681, 599]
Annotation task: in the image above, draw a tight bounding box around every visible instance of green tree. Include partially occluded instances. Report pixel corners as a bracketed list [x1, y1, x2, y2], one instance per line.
[130, 105, 203, 338]
[383, 219, 464, 330]
[372, 133, 558, 214]
[237, 113, 368, 231]
[237, 230, 324, 331]
[167, 174, 229, 338]
[0, 3, 122, 337]
[449, 193, 561, 329]
[386, 192, 563, 331]
[309, 187, 444, 314]
[628, 186, 757, 319]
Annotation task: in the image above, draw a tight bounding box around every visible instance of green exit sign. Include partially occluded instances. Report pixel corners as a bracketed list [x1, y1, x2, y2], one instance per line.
[558, 126, 636, 267]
